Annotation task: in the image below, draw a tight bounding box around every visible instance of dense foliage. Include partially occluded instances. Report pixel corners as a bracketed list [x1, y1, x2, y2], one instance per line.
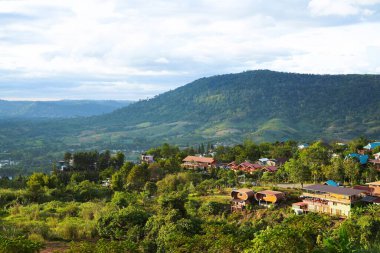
[1, 140, 380, 252]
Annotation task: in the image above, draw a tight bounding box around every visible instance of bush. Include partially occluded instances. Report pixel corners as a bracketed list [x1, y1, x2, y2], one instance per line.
[0, 235, 43, 253]
[55, 217, 97, 240]
[199, 201, 228, 216]
[66, 239, 138, 253]
[97, 207, 150, 240]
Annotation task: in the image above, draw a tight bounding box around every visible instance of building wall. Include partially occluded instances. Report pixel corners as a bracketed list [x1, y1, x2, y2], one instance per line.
[307, 201, 351, 217]
[369, 185, 380, 196]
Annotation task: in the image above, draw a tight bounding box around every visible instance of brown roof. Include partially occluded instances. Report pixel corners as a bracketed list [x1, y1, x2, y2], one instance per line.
[304, 184, 366, 196]
[367, 181, 380, 186]
[353, 185, 374, 194]
[231, 188, 255, 200]
[257, 190, 284, 196]
[182, 156, 215, 163]
[232, 188, 254, 193]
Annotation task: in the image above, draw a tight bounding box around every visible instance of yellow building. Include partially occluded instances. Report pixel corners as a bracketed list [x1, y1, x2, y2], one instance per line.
[292, 184, 366, 217]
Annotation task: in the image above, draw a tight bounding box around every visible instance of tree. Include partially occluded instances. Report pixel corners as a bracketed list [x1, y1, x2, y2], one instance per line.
[64, 152, 72, 163]
[299, 141, 330, 182]
[144, 182, 158, 197]
[27, 173, 47, 192]
[284, 158, 310, 187]
[126, 164, 150, 190]
[110, 151, 125, 169]
[343, 158, 360, 185]
[111, 171, 124, 191]
[321, 157, 344, 182]
[26, 173, 48, 202]
[98, 150, 111, 170]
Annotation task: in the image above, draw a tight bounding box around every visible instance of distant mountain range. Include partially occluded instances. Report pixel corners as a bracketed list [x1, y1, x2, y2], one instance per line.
[0, 100, 133, 118]
[0, 70, 379, 159]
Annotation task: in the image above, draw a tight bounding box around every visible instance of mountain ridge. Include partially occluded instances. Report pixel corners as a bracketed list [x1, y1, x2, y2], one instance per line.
[0, 100, 133, 118]
[0, 70, 379, 156]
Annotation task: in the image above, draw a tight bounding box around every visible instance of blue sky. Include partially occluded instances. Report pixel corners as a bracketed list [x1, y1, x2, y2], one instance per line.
[0, 0, 380, 100]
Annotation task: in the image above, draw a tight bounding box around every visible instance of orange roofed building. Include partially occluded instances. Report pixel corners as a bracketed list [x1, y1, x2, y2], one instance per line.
[182, 156, 216, 169]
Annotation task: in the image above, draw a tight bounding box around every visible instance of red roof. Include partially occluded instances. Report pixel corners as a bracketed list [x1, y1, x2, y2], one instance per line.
[238, 162, 262, 172]
[264, 166, 278, 172]
[183, 156, 215, 164]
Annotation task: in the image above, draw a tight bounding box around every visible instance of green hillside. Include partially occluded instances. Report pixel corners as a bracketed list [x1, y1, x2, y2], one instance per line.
[91, 70, 380, 144]
[0, 70, 379, 160]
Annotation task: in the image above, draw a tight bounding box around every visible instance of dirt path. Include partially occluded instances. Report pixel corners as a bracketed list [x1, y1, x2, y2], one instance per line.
[41, 241, 69, 253]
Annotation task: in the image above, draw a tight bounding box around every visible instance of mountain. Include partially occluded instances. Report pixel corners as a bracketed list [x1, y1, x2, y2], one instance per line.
[0, 70, 379, 159]
[0, 100, 133, 118]
[92, 70, 380, 144]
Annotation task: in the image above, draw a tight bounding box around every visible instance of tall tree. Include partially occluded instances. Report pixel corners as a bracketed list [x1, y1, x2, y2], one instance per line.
[284, 158, 310, 187]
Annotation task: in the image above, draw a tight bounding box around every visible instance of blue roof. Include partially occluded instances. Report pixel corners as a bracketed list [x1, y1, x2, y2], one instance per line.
[325, 180, 339, 187]
[364, 142, 380, 150]
[359, 155, 369, 165]
[346, 153, 368, 165]
[348, 153, 359, 158]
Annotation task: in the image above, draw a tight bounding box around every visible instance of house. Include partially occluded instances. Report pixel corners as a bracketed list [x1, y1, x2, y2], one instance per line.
[324, 180, 339, 187]
[101, 178, 111, 187]
[255, 190, 285, 206]
[227, 161, 238, 170]
[293, 184, 366, 217]
[56, 160, 69, 171]
[258, 158, 269, 165]
[298, 144, 309, 149]
[292, 202, 308, 215]
[266, 158, 287, 167]
[262, 166, 278, 173]
[366, 181, 380, 197]
[141, 154, 154, 164]
[231, 188, 255, 212]
[182, 156, 216, 169]
[346, 153, 369, 165]
[353, 181, 380, 205]
[236, 162, 262, 173]
[364, 142, 380, 150]
[369, 159, 380, 170]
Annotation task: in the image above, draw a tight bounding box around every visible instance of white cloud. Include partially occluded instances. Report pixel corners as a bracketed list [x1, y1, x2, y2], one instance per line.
[308, 0, 380, 17]
[0, 0, 379, 100]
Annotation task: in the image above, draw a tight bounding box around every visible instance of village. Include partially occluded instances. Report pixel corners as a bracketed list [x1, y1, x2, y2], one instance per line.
[174, 141, 380, 218]
[1, 139, 380, 252]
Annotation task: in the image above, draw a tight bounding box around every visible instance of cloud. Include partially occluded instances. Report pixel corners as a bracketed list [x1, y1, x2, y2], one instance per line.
[308, 0, 380, 17]
[0, 0, 379, 100]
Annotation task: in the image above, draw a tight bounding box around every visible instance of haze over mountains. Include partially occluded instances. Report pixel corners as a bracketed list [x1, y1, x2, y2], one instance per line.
[0, 100, 132, 118]
[0, 70, 379, 157]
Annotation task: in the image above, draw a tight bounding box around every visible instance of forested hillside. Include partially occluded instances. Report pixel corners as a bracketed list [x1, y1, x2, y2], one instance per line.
[0, 70, 379, 166]
[95, 70, 380, 144]
[0, 100, 132, 118]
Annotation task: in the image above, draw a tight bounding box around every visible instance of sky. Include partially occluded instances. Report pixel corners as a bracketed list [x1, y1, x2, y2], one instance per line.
[0, 0, 380, 101]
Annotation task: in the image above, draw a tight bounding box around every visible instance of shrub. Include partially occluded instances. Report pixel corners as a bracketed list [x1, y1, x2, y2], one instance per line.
[55, 217, 97, 240]
[0, 235, 42, 253]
